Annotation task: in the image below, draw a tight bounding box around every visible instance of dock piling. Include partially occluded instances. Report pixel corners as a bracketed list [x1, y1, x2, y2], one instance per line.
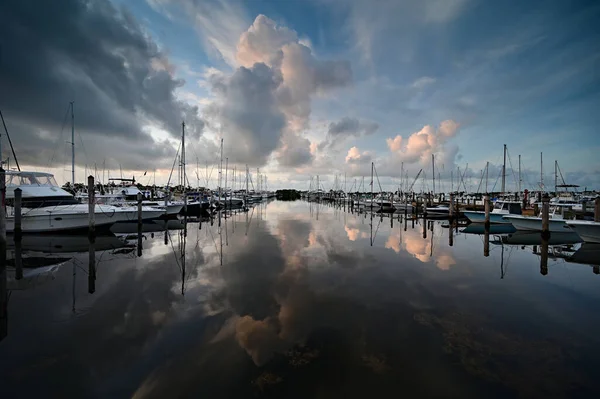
[88, 176, 95, 239]
[541, 194, 550, 239]
[14, 188, 22, 239]
[0, 168, 7, 342]
[484, 194, 490, 229]
[137, 192, 143, 257]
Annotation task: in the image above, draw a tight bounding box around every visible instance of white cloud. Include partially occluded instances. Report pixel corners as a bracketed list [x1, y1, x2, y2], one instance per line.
[411, 76, 436, 89]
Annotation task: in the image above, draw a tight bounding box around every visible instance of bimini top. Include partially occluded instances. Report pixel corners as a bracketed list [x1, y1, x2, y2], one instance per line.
[5, 171, 60, 188]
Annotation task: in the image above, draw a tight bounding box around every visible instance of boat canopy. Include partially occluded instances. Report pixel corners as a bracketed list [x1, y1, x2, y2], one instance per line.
[6, 171, 60, 188]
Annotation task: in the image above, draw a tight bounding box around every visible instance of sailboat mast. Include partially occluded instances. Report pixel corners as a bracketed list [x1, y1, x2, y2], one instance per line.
[71, 101, 75, 185]
[219, 138, 223, 201]
[400, 162, 404, 192]
[371, 162, 374, 198]
[554, 160, 557, 195]
[485, 161, 489, 193]
[432, 154, 435, 197]
[182, 121, 186, 190]
[540, 152, 543, 191]
[518, 155, 521, 193]
[501, 144, 506, 193]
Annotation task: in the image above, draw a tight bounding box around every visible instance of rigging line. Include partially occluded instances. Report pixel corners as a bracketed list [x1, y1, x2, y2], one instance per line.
[505, 149, 519, 191]
[490, 167, 503, 193]
[166, 142, 181, 188]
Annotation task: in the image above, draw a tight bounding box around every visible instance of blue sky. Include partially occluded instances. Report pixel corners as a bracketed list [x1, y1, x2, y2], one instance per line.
[4, 0, 598, 190]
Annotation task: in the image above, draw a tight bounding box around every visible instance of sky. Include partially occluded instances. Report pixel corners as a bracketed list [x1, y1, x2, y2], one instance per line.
[1, 0, 599, 192]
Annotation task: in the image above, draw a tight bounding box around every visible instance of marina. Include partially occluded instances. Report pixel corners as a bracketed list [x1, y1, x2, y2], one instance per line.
[1, 0, 599, 397]
[1, 199, 600, 397]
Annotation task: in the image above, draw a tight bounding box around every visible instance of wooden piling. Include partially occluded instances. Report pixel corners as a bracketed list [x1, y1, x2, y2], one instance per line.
[137, 192, 143, 257]
[484, 194, 490, 229]
[541, 194, 550, 239]
[595, 198, 600, 222]
[14, 188, 22, 239]
[0, 168, 7, 343]
[88, 176, 95, 239]
[449, 193, 454, 220]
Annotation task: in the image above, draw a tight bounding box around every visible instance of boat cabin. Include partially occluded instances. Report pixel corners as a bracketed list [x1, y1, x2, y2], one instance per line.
[5, 171, 78, 207]
[493, 200, 522, 215]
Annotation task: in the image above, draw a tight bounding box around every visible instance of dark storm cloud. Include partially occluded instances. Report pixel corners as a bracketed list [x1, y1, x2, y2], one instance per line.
[0, 0, 204, 171]
[318, 117, 379, 151]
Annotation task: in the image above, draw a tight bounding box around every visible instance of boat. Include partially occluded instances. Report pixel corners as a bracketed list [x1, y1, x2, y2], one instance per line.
[463, 200, 523, 224]
[565, 221, 600, 243]
[502, 204, 577, 232]
[425, 205, 450, 216]
[4, 171, 162, 233]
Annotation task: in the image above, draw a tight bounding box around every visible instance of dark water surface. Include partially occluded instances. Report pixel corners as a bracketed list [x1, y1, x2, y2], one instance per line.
[1, 200, 600, 398]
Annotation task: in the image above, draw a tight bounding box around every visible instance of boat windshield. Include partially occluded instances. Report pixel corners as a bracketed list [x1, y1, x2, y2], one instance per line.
[493, 202, 504, 210]
[7, 174, 59, 187]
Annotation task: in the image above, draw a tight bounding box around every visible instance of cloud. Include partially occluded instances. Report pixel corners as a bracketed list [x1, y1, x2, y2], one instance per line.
[345, 146, 373, 165]
[411, 76, 436, 89]
[0, 0, 205, 177]
[318, 117, 379, 151]
[205, 14, 352, 168]
[385, 120, 460, 165]
[205, 62, 286, 166]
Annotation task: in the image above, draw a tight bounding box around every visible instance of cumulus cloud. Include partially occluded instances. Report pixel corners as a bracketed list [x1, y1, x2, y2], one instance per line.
[0, 0, 205, 178]
[385, 120, 460, 165]
[226, 15, 351, 167]
[345, 146, 373, 165]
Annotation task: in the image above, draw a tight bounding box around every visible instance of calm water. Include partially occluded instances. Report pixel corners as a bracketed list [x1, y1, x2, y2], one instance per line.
[1, 200, 600, 398]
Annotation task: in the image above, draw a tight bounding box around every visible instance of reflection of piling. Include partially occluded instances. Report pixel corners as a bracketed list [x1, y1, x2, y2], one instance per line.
[541, 194, 550, 239]
[595, 198, 600, 222]
[88, 176, 95, 239]
[422, 214, 427, 239]
[484, 194, 490, 230]
[14, 188, 22, 240]
[540, 236, 549, 275]
[0, 168, 7, 342]
[484, 229, 490, 257]
[448, 223, 453, 246]
[88, 238, 96, 293]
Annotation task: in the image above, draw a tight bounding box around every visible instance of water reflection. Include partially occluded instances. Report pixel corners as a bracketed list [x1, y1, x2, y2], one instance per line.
[1, 201, 599, 398]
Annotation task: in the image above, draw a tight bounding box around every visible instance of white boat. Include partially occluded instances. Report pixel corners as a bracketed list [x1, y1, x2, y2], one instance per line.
[565, 221, 600, 243]
[463, 200, 522, 224]
[502, 203, 577, 233]
[4, 171, 162, 233]
[425, 205, 450, 216]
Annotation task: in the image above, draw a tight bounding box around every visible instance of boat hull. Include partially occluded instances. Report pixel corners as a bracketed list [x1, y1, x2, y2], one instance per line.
[463, 211, 512, 224]
[565, 221, 600, 243]
[502, 216, 573, 232]
[5, 205, 152, 233]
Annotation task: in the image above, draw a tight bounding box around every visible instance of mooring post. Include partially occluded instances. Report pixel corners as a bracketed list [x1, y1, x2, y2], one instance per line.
[0, 167, 7, 342]
[88, 176, 95, 240]
[14, 188, 22, 240]
[14, 188, 23, 280]
[484, 194, 490, 229]
[164, 192, 168, 219]
[137, 192, 143, 257]
[595, 198, 600, 222]
[541, 194, 550, 239]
